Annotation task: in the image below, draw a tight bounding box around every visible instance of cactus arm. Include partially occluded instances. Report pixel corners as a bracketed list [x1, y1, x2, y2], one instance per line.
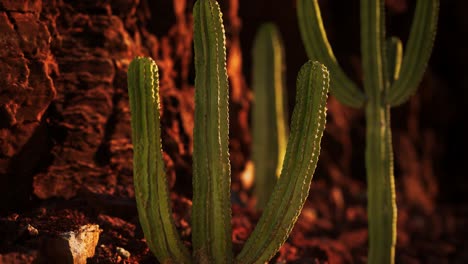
[127, 57, 191, 263]
[192, 0, 233, 262]
[385, 36, 403, 86]
[252, 23, 288, 209]
[297, 0, 365, 108]
[387, 0, 439, 106]
[235, 61, 329, 264]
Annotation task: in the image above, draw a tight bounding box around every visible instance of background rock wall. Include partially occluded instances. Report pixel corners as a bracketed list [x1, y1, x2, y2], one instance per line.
[0, 0, 250, 210]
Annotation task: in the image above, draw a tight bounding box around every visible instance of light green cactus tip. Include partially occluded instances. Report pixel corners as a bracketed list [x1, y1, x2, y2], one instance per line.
[127, 0, 330, 263]
[252, 23, 289, 210]
[297, 0, 439, 263]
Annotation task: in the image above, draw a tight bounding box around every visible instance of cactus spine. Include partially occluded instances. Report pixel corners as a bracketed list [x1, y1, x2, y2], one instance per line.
[252, 23, 288, 209]
[128, 0, 329, 263]
[297, 0, 439, 263]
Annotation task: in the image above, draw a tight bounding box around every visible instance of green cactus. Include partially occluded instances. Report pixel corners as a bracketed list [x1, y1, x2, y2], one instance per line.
[297, 0, 439, 263]
[191, 0, 232, 261]
[252, 23, 288, 210]
[127, 57, 191, 263]
[128, 1, 329, 263]
[236, 60, 329, 264]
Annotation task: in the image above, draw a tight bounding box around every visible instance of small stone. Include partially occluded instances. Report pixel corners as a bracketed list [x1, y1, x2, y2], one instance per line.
[116, 246, 130, 259]
[18, 224, 39, 238]
[7, 213, 19, 221]
[26, 224, 39, 236]
[40, 224, 101, 264]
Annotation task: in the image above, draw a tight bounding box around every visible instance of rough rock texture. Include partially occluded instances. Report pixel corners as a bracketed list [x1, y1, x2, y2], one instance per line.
[0, 0, 57, 209]
[0, 0, 251, 210]
[30, 0, 140, 201]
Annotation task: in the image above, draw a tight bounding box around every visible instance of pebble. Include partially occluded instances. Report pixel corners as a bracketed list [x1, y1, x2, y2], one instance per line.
[26, 224, 39, 236]
[39, 224, 101, 264]
[116, 247, 131, 259]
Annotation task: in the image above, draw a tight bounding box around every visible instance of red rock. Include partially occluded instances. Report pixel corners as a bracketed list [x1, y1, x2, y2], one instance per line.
[11, 13, 51, 59]
[0, 0, 42, 14]
[0, 12, 22, 57]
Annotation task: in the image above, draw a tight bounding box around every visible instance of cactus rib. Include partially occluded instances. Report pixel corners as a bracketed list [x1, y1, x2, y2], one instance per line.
[127, 57, 191, 263]
[192, 0, 233, 262]
[252, 23, 288, 209]
[297, 0, 365, 108]
[387, 0, 439, 106]
[236, 61, 329, 264]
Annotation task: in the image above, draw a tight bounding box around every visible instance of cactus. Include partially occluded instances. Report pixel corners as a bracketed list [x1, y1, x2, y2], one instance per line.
[127, 57, 191, 263]
[191, 0, 232, 261]
[236, 61, 329, 264]
[252, 23, 288, 209]
[128, 1, 329, 263]
[297, 0, 439, 263]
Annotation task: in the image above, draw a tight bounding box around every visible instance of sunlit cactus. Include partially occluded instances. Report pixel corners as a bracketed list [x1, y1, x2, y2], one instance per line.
[297, 0, 439, 263]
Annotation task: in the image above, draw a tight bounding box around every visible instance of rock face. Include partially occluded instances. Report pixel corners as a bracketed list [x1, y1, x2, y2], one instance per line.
[0, 0, 166, 208]
[0, 0, 56, 209]
[0, 0, 251, 210]
[29, 0, 136, 201]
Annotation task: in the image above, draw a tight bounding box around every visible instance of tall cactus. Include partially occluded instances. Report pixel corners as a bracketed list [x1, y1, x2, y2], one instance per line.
[191, 0, 232, 262]
[297, 0, 439, 263]
[252, 23, 288, 209]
